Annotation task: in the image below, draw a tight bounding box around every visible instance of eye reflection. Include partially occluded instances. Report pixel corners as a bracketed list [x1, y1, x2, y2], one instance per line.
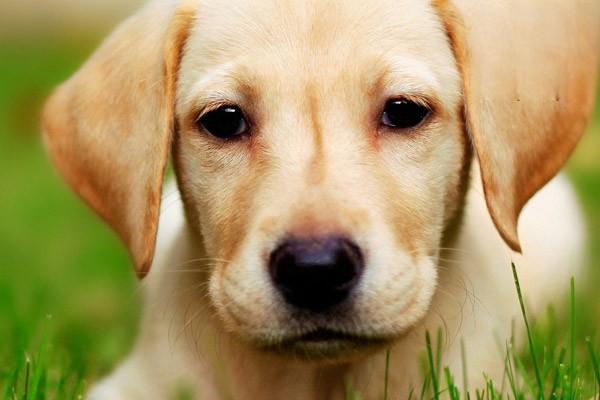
[381, 99, 430, 130]
[197, 105, 249, 140]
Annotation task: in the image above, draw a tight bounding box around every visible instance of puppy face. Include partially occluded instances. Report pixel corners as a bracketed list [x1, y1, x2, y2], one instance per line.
[43, 0, 597, 360]
[174, 0, 464, 356]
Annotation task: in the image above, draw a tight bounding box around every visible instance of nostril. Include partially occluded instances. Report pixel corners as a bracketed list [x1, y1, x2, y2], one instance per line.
[269, 236, 364, 312]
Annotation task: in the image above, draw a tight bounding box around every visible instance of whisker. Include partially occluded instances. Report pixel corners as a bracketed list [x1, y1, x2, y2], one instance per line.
[169, 257, 232, 270]
[437, 257, 465, 265]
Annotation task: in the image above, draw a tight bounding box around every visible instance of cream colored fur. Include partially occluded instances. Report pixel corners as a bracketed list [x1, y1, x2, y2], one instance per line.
[41, 0, 599, 399]
[89, 171, 587, 400]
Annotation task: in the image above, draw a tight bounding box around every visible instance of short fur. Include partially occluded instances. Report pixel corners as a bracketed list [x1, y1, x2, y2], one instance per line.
[42, 0, 599, 398]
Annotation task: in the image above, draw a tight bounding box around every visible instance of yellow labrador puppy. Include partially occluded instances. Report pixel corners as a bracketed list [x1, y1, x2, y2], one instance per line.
[43, 0, 599, 398]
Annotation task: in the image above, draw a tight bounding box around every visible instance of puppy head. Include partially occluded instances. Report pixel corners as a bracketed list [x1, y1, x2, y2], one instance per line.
[43, 0, 598, 358]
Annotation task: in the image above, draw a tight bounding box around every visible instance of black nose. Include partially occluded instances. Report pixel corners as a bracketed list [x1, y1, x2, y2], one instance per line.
[269, 236, 364, 312]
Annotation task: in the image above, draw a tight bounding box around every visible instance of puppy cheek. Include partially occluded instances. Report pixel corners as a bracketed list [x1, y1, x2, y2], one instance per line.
[399, 257, 438, 328]
[207, 267, 236, 329]
[208, 255, 281, 336]
[381, 257, 438, 333]
[208, 266, 254, 335]
[355, 254, 438, 335]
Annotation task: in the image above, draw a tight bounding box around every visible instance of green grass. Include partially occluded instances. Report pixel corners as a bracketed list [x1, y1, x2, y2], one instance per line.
[0, 34, 599, 399]
[0, 35, 140, 399]
[366, 267, 600, 400]
[340, 264, 600, 399]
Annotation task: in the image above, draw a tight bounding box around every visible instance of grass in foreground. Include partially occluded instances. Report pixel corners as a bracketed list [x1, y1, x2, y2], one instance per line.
[356, 264, 600, 400]
[3, 264, 600, 400]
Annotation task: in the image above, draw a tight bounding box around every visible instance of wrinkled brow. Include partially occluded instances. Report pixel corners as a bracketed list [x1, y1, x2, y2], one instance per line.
[373, 57, 444, 111]
[178, 62, 258, 114]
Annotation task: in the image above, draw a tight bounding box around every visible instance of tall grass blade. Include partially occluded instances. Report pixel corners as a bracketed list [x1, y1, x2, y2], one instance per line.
[569, 277, 576, 399]
[420, 374, 430, 400]
[426, 331, 440, 399]
[461, 338, 468, 399]
[511, 262, 543, 399]
[445, 367, 461, 400]
[2, 366, 19, 400]
[515, 355, 536, 397]
[383, 348, 391, 400]
[586, 337, 600, 400]
[475, 388, 482, 400]
[549, 347, 566, 399]
[504, 342, 519, 400]
[437, 328, 443, 379]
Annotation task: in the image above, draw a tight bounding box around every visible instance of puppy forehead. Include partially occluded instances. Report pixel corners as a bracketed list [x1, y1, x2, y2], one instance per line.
[181, 0, 452, 87]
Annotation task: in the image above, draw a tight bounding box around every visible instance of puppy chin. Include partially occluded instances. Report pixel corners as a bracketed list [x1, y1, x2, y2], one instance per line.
[248, 329, 394, 362]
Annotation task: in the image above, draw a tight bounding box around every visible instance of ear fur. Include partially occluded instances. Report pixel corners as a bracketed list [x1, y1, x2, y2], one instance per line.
[434, 0, 599, 251]
[43, 0, 197, 277]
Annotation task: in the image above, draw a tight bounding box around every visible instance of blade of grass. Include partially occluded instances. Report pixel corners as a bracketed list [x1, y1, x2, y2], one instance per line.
[586, 337, 600, 400]
[559, 361, 568, 400]
[23, 354, 30, 400]
[436, 328, 443, 379]
[445, 367, 460, 400]
[345, 377, 360, 400]
[420, 374, 430, 400]
[504, 342, 520, 400]
[475, 388, 482, 400]
[383, 348, 391, 400]
[461, 338, 468, 399]
[569, 277, 576, 399]
[72, 378, 86, 400]
[426, 331, 440, 400]
[2, 366, 19, 400]
[511, 262, 543, 399]
[29, 334, 48, 400]
[549, 347, 566, 399]
[515, 354, 536, 397]
[542, 345, 550, 383]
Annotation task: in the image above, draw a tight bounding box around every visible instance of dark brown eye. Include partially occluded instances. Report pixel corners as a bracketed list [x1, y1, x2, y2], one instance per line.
[381, 99, 430, 130]
[197, 105, 248, 140]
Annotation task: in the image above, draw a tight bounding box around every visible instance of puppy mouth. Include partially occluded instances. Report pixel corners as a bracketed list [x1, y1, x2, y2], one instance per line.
[259, 328, 391, 359]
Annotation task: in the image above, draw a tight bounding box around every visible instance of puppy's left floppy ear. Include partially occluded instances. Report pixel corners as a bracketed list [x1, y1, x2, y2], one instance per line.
[43, 0, 197, 278]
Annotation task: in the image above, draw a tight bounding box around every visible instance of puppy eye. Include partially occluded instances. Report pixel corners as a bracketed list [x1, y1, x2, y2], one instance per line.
[381, 99, 430, 130]
[197, 105, 249, 140]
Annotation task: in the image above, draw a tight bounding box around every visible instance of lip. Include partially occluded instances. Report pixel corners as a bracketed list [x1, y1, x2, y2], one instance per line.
[259, 328, 391, 359]
[296, 328, 373, 343]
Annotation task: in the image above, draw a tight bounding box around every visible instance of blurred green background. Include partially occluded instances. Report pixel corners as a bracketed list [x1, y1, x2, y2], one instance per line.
[0, 1, 598, 396]
[0, 1, 145, 393]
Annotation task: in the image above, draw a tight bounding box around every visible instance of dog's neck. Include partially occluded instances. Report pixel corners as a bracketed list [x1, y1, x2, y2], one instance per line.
[171, 308, 418, 399]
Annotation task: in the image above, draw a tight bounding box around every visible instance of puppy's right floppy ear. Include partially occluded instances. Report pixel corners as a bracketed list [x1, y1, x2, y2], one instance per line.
[43, 0, 197, 278]
[436, 0, 599, 252]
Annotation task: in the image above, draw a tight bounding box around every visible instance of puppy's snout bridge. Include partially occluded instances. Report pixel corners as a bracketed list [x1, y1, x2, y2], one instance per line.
[268, 236, 364, 312]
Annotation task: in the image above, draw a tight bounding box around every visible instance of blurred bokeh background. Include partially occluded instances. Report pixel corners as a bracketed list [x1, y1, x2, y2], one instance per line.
[0, 0, 147, 392]
[0, 0, 598, 396]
